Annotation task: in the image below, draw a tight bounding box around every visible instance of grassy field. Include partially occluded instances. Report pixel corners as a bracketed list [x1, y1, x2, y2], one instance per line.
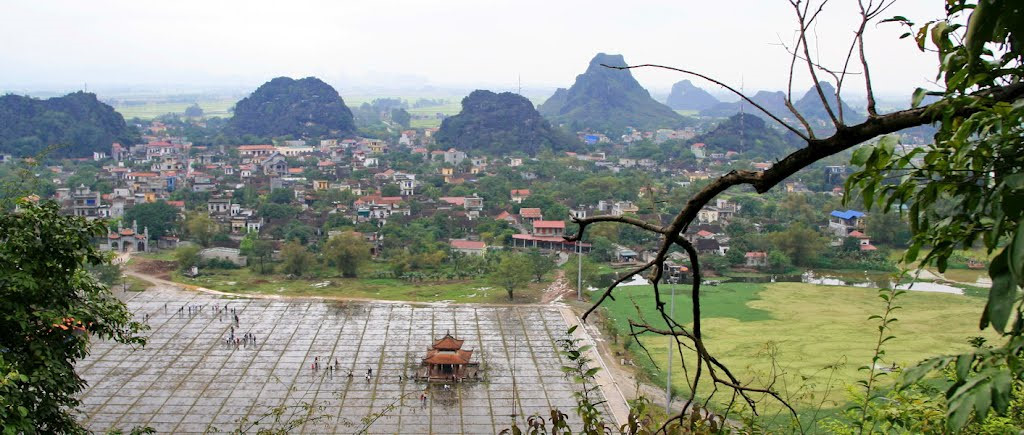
[169, 267, 546, 304]
[112, 98, 237, 120]
[599, 281, 999, 426]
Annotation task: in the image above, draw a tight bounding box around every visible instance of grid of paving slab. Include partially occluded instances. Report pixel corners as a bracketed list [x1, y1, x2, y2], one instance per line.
[77, 286, 604, 434]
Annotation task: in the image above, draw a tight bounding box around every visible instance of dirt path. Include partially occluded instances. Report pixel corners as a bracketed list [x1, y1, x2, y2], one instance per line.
[541, 270, 575, 304]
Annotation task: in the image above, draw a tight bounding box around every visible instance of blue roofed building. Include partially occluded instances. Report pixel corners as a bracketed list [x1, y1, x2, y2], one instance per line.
[828, 209, 866, 236]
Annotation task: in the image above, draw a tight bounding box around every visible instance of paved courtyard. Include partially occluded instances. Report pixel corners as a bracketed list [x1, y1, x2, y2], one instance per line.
[76, 285, 604, 433]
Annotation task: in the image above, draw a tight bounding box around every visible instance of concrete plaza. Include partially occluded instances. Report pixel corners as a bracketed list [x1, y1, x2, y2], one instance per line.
[76, 286, 606, 433]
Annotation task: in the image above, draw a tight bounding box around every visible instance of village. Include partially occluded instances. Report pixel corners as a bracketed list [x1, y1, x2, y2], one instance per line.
[30, 115, 899, 294]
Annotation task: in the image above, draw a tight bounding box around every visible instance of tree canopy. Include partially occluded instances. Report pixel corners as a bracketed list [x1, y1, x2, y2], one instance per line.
[0, 200, 144, 431]
[0, 92, 138, 158]
[435, 90, 580, 156]
[323, 232, 370, 277]
[227, 76, 356, 139]
[122, 200, 178, 239]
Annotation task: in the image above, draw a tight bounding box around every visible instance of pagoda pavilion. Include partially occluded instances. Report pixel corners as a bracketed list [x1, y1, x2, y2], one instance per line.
[416, 332, 480, 381]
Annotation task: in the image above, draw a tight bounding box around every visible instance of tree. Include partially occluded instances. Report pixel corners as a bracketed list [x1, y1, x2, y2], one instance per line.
[174, 245, 201, 271]
[122, 200, 178, 238]
[525, 248, 555, 282]
[381, 184, 401, 197]
[260, 203, 298, 222]
[565, 1, 1024, 428]
[280, 241, 314, 277]
[763, 223, 828, 267]
[841, 236, 861, 253]
[250, 239, 275, 274]
[0, 199, 144, 432]
[323, 232, 370, 278]
[766, 250, 792, 274]
[491, 252, 532, 301]
[844, 1, 1024, 428]
[184, 103, 204, 118]
[391, 108, 411, 129]
[185, 212, 219, 247]
[269, 188, 294, 204]
[865, 210, 910, 247]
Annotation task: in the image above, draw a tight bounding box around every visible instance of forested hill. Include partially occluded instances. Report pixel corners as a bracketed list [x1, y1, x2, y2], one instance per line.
[538, 53, 689, 134]
[435, 90, 580, 156]
[665, 80, 719, 111]
[693, 113, 800, 160]
[227, 77, 356, 139]
[0, 92, 137, 158]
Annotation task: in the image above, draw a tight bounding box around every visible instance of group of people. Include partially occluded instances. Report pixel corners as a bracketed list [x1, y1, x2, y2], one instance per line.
[225, 327, 258, 348]
[311, 356, 344, 374]
[176, 304, 203, 317]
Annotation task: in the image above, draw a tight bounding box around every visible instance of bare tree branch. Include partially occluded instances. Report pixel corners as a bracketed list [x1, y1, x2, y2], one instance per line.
[572, 66, 1024, 424]
[790, 0, 842, 127]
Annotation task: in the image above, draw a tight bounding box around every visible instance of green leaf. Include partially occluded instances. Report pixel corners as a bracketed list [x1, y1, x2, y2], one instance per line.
[955, 353, 974, 381]
[986, 247, 1019, 333]
[1009, 222, 1024, 287]
[911, 87, 929, 108]
[965, 0, 999, 62]
[991, 369, 1012, 414]
[851, 146, 873, 166]
[17, 406, 28, 417]
[900, 356, 949, 386]
[1005, 174, 1024, 190]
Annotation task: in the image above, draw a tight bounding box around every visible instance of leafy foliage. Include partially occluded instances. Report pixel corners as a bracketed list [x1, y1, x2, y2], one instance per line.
[0, 92, 138, 158]
[0, 199, 145, 432]
[279, 241, 315, 277]
[435, 90, 580, 156]
[122, 200, 178, 239]
[491, 252, 532, 301]
[323, 232, 370, 278]
[525, 248, 556, 282]
[185, 212, 219, 247]
[847, 0, 1024, 429]
[538, 53, 690, 134]
[227, 77, 356, 138]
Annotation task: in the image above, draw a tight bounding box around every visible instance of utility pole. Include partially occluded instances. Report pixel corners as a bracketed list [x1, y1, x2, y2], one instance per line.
[666, 280, 676, 412]
[577, 242, 583, 301]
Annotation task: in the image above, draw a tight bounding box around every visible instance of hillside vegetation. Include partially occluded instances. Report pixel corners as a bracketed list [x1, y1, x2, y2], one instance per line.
[435, 90, 580, 156]
[0, 92, 137, 158]
[227, 76, 356, 139]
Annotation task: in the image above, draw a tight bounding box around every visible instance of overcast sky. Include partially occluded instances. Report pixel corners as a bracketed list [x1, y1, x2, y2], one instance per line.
[1, 1, 944, 99]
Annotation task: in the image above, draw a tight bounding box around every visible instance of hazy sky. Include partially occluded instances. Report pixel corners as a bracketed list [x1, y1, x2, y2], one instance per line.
[2, 1, 944, 99]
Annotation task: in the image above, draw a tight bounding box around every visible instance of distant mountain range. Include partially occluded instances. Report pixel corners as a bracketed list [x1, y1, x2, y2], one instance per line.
[0, 92, 137, 158]
[665, 80, 719, 111]
[435, 90, 579, 156]
[538, 53, 689, 134]
[227, 77, 356, 139]
[699, 82, 865, 125]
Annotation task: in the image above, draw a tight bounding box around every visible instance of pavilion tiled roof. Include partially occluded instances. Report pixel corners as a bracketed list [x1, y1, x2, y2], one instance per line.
[423, 349, 474, 365]
[432, 333, 464, 351]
